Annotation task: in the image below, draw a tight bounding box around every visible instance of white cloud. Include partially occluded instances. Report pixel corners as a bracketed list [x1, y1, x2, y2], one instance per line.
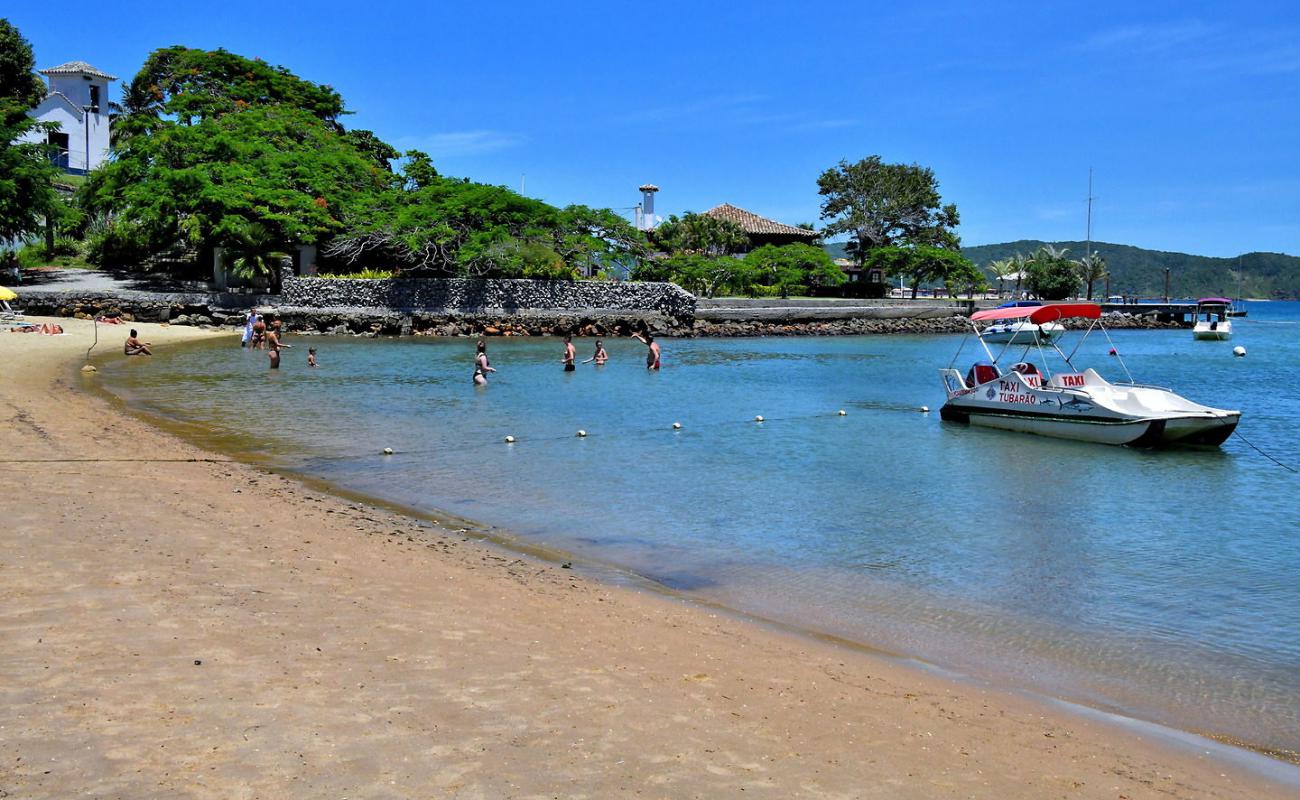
[392, 130, 525, 157]
[1079, 20, 1213, 53]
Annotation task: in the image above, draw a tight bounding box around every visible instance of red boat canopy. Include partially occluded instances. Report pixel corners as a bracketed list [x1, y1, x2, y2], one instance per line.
[970, 303, 1102, 324]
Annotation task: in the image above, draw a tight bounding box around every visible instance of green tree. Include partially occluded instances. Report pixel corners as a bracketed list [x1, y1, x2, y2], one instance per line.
[343, 129, 400, 171]
[122, 46, 346, 127]
[0, 19, 45, 108]
[1025, 245, 1079, 300]
[817, 156, 961, 266]
[226, 220, 291, 291]
[744, 243, 845, 297]
[864, 244, 974, 299]
[0, 19, 59, 244]
[652, 212, 748, 257]
[1076, 252, 1108, 300]
[85, 105, 392, 266]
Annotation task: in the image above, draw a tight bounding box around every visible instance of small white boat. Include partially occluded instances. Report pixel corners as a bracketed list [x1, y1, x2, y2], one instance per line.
[940, 303, 1240, 447]
[980, 319, 1064, 344]
[1193, 298, 1233, 340]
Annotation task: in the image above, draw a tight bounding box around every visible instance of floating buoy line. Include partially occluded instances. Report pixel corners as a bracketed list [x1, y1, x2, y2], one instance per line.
[362, 404, 932, 461]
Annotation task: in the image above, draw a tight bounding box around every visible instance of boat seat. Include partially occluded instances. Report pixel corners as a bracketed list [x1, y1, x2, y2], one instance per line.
[966, 362, 1000, 387]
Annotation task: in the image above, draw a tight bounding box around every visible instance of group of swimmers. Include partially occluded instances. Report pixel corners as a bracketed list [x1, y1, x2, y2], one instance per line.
[239, 311, 318, 369]
[475, 330, 661, 386]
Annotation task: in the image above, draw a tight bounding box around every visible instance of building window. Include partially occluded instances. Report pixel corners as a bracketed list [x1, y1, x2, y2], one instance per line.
[869, 270, 882, 283]
[47, 132, 70, 169]
[89, 85, 100, 112]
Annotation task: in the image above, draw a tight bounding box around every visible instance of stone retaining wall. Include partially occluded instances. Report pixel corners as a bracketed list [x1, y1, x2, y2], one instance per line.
[281, 277, 697, 318]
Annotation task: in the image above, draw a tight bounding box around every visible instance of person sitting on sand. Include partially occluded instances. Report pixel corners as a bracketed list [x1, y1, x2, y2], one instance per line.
[582, 340, 608, 365]
[631, 331, 660, 371]
[562, 335, 576, 372]
[266, 320, 291, 369]
[307, 347, 318, 368]
[473, 340, 496, 386]
[124, 329, 152, 356]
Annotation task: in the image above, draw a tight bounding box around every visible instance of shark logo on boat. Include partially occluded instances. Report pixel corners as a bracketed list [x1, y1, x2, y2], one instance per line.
[1056, 396, 1095, 413]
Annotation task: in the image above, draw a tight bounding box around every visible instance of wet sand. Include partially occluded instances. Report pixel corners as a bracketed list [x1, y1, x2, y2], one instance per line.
[1, 317, 1295, 799]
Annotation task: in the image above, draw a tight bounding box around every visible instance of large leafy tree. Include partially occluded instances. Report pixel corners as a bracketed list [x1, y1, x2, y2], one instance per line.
[744, 243, 845, 297]
[120, 46, 345, 129]
[85, 104, 392, 266]
[86, 47, 392, 268]
[0, 18, 46, 108]
[0, 18, 59, 244]
[865, 244, 976, 299]
[1025, 245, 1079, 300]
[817, 156, 961, 266]
[325, 154, 646, 279]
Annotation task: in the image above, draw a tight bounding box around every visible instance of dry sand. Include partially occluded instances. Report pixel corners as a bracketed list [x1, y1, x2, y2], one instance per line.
[1, 317, 1295, 799]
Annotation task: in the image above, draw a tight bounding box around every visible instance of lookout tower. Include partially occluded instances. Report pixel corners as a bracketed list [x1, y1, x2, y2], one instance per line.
[635, 184, 660, 231]
[24, 61, 116, 174]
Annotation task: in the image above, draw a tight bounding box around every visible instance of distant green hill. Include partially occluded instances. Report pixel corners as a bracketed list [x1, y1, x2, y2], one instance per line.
[824, 240, 1300, 299]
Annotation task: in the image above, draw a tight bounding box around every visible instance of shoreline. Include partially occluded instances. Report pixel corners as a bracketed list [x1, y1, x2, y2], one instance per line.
[2, 317, 1297, 798]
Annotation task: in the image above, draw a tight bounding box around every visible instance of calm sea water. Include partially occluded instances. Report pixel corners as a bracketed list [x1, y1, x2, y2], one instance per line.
[100, 302, 1300, 754]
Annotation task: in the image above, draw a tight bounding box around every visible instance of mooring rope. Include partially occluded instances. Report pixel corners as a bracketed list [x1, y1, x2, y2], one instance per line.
[1231, 430, 1298, 473]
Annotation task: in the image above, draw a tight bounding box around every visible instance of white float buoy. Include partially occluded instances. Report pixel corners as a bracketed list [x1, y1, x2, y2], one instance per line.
[382, 447, 394, 455]
[576, 430, 587, 437]
[672, 422, 682, 429]
[838, 409, 846, 416]
[919, 406, 930, 413]
[754, 415, 765, 423]
[504, 435, 516, 444]
[1233, 346, 1246, 358]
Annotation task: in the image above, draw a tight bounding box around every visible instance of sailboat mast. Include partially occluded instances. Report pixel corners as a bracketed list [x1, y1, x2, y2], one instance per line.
[1085, 168, 1094, 261]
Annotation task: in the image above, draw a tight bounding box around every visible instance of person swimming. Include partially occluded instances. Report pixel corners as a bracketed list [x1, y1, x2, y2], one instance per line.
[473, 340, 496, 386]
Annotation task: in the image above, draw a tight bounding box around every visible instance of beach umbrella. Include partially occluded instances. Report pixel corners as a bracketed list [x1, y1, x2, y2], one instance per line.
[0, 286, 16, 301]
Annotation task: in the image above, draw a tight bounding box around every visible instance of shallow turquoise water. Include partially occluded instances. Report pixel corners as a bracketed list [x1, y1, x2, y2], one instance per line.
[101, 302, 1300, 753]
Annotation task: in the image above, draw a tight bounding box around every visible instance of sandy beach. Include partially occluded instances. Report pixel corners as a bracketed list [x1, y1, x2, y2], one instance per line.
[1, 317, 1295, 799]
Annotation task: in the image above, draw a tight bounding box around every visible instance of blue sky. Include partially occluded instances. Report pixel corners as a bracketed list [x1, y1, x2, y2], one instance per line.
[11, 1, 1300, 256]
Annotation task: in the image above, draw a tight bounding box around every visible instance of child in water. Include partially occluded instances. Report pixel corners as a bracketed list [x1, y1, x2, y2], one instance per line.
[307, 347, 318, 367]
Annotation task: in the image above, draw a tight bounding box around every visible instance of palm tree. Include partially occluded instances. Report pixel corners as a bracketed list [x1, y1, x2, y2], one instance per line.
[226, 221, 290, 293]
[1077, 252, 1108, 300]
[987, 258, 1015, 298]
[1010, 253, 1029, 299]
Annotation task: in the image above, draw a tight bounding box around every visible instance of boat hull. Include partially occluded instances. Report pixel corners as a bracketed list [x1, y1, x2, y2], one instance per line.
[940, 405, 1239, 447]
[1192, 327, 1232, 341]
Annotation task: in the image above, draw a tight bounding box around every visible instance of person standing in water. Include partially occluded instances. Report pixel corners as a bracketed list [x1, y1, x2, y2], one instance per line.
[241, 311, 256, 348]
[266, 320, 291, 369]
[632, 331, 660, 370]
[473, 340, 496, 386]
[251, 315, 267, 350]
[307, 347, 318, 368]
[582, 340, 608, 365]
[562, 335, 576, 372]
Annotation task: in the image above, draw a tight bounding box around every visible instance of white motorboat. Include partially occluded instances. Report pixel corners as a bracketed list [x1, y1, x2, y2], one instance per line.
[979, 319, 1064, 344]
[939, 303, 1240, 447]
[1193, 298, 1233, 340]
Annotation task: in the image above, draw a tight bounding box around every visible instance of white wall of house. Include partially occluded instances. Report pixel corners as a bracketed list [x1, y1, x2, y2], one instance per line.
[20, 65, 113, 174]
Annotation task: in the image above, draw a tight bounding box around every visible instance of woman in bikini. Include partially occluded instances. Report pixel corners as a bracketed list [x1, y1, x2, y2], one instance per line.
[473, 340, 496, 386]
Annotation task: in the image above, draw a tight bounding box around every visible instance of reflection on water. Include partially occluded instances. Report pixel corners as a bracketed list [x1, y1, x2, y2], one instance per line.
[100, 303, 1300, 754]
